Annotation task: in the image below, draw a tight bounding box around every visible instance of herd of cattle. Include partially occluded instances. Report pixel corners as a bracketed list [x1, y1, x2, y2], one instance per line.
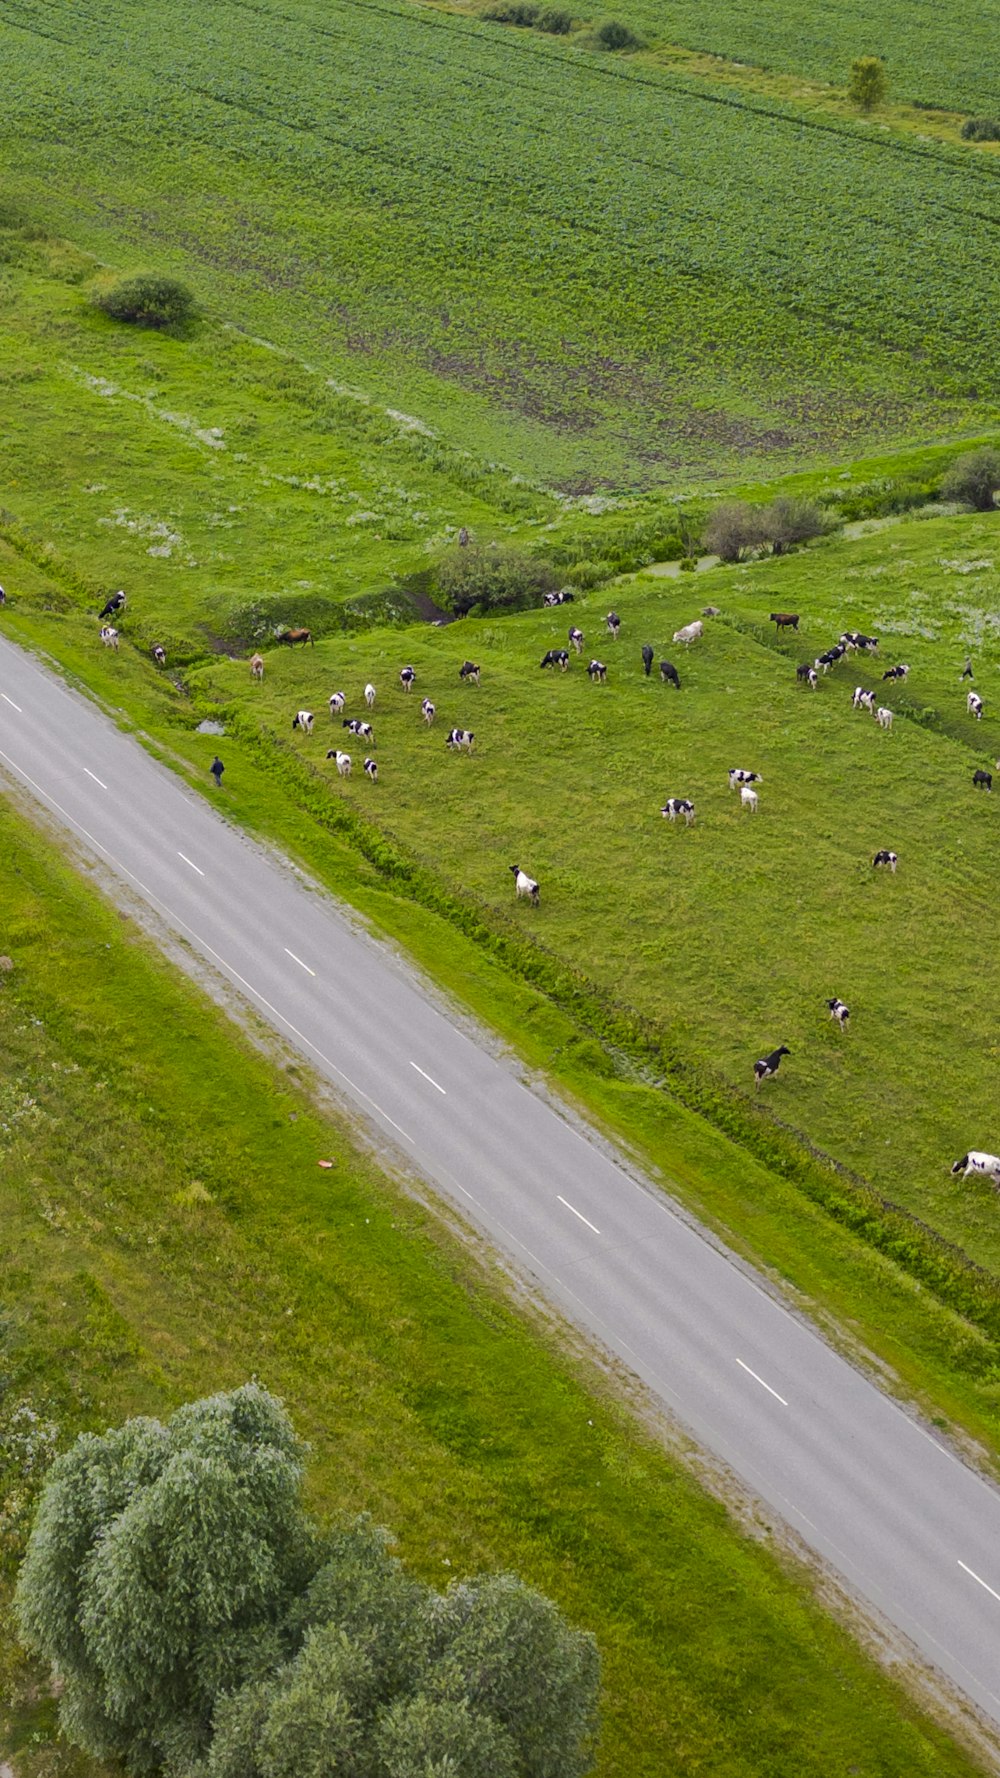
[78, 585, 999, 1185]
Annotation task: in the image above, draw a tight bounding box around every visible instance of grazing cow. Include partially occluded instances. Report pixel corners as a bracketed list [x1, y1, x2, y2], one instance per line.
[250, 653, 265, 680]
[796, 663, 818, 689]
[951, 1152, 1000, 1187]
[660, 798, 695, 825]
[344, 718, 373, 742]
[459, 660, 481, 684]
[543, 589, 574, 606]
[702, 605, 720, 617]
[364, 682, 376, 708]
[98, 590, 126, 620]
[421, 698, 436, 725]
[326, 749, 352, 776]
[852, 686, 876, 712]
[0, 585, 6, 606]
[276, 627, 313, 647]
[882, 664, 910, 682]
[659, 659, 681, 689]
[961, 658, 975, 680]
[606, 610, 621, 640]
[458, 526, 470, 547]
[446, 728, 475, 752]
[740, 785, 759, 812]
[328, 691, 346, 716]
[510, 864, 540, 905]
[815, 644, 846, 672]
[872, 850, 898, 873]
[826, 996, 850, 1028]
[968, 691, 984, 720]
[292, 710, 314, 734]
[728, 769, 761, 790]
[770, 612, 799, 631]
[587, 660, 607, 682]
[642, 644, 654, 677]
[99, 626, 119, 650]
[754, 1045, 790, 1089]
[399, 665, 416, 692]
[973, 769, 993, 791]
[673, 620, 703, 645]
[857, 634, 879, 653]
[875, 705, 893, 730]
[363, 757, 378, 782]
[568, 626, 584, 654]
[151, 644, 166, 668]
[540, 649, 570, 671]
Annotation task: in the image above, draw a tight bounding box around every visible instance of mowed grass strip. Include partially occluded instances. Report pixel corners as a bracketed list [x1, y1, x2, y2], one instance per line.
[195, 508, 1000, 1280]
[0, 810, 986, 1778]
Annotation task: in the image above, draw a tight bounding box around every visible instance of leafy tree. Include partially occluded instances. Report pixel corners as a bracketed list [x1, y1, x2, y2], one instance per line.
[703, 500, 767, 563]
[848, 56, 888, 114]
[762, 496, 826, 555]
[15, 1385, 319, 1774]
[18, 1390, 600, 1778]
[436, 542, 559, 616]
[941, 446, 1000, 511]
[93, 273, 195, 328]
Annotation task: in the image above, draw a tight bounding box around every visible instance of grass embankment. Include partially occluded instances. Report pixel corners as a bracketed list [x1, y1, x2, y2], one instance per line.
[1, 803, 985, 1778]
[2, 0, 1000, 484]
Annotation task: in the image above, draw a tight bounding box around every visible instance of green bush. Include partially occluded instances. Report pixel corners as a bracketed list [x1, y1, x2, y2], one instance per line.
[679, 556, 696, 572]
[847, 55, 888, 114]
[593, 17, 643, 49]
[536, 6, 573, 29]
[762, 495, 826, 555]
[961, 116, 1000, 141]
[941, 446, 1000, 511]
[92, 272, 195, 329]
[436, 542, 559, 615]
[481, 0, 538, 22]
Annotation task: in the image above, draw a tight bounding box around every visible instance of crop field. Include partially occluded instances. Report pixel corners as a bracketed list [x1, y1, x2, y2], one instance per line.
[3, 0, 1000, 485]
[625, 0, 1000, 116]
[3, 800, 985, 1778]
[192, 507, 1000, 1298]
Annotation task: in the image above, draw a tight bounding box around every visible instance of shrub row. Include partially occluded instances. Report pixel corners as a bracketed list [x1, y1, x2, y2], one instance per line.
[223, 708, 1000, 1361]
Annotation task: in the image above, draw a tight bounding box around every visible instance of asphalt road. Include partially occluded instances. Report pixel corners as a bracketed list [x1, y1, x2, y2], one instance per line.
[3, 632, 1000, 1726]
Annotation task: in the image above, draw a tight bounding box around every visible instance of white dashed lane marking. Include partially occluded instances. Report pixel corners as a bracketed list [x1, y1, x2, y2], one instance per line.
[284, 947, 316, 977]
[178, 852, 205, 876]
[84, 768, 108, 789]
[1, 693, 21, 711]
[959, 1561, 1000, 1605]
[557, 1195, 601, 1236]
[737, 1358, 788, 1406]
[410, 1061, 446, 1094]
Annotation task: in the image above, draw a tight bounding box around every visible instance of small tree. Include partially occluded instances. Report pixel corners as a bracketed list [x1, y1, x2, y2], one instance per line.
[848, 56, 888, 114]
[93, 273, 195, 329]
[941, 446, 1000, 511]
[961, 116, 1000, 142]
[703, 500, 767, 564]
[761, 496, 826, 555]
[436, 542, 559, 616]
[593, 17, 643, 49]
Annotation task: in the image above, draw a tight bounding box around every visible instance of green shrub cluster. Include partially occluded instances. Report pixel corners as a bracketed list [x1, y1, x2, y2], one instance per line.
[16, 1387, 599, 1778]
[961, 116, 1000, 141]
[941, 445, 1000, 510]
[481, 2, 573, 32]
[436, 542, 558, 616]
[91, 272, 195, 329]
[703, 497, 826, 562]
[592, 17, 643, 50]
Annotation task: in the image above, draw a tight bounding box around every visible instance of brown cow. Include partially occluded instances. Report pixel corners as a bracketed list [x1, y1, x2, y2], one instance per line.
[250, 653, 265, 680]
[276, 628, 313, 647]
[770, 612, 799, 631]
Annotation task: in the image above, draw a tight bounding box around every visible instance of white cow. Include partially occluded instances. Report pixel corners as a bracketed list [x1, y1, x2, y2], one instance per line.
[875, 706, 893, 730]
[673, 620, 703, 645]
[99, 626, 119, 650]
[951, 1151, 1000, 1187]
[740, 785, 758, 813]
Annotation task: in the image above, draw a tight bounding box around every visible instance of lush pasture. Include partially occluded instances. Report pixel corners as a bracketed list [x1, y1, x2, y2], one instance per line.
[197, 509, 1000, 1281]
[2, 1, 1000, 485]
[3, 803, 983, 1778]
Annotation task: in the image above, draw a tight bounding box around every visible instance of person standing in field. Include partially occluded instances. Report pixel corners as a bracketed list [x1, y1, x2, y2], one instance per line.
[210, 756, 225, 787]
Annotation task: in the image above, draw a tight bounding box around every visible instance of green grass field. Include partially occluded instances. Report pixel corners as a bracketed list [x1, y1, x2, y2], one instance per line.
[3, 799, 986, 1778]
[191, 507, 1000, 1290]
[3, 0, 1000, 485]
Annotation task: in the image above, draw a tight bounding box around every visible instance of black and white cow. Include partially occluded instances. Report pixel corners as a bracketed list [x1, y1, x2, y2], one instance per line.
[343, 718, 373, 742]
[973, 769, 993, 791]
[728, 768, 762, 790]
[326, 749, 352, 776]
[98, 589, 126, 620]
[659, 660, 681, 689]
[363, 757, 378, 782]
[99, 625, 119, 651]
[815, 644, 846, 673]
[642, 644, 654, 677]
[540, 649, 570, 671]
[568, 626, 584, 654]
[882, 664, 909, 682]
[329, 691, 346, 715]
[606, 610, 621, 641]
[754, 1045, 790, 1089]
[968, 691, 984, 720]
[292, 710, 314, 734]
[587, 660, 607, 682]
[826, 997, 850, 1028]
[446, 728, 475, 752]
[872, 850, 898, 872]
[459, 660, 481, 684]
[399, 665, 416, 692]
[151, 643, 166, 668]
[421, 698, 436, 724]
[510, 864, 540, 904]
[852, 686, 876, 713]
[796, 663, 818, 689]
[951, 1152, 1000, 1186]
[660, 798, 695, 825]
